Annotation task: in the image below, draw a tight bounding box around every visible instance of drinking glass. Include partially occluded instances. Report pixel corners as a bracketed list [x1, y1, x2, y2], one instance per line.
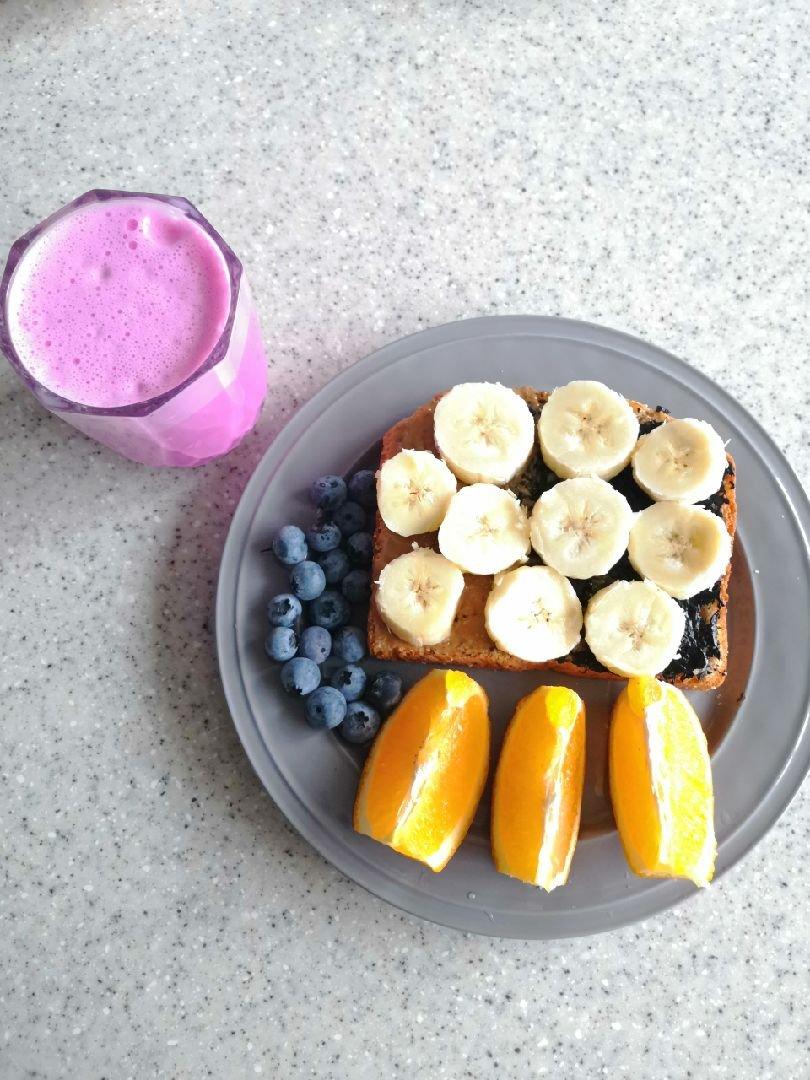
[0, 189, 267, 467]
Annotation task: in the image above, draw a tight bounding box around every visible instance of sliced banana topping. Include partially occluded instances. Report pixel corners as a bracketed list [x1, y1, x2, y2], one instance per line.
[632, 418, 728, 504]
[377, 449, 457, 537]
[433, 382, 535, 485]
[438, 483, 531, 576]
[375, 547, 465, 647]
[485, 565, 583, 663]
[628, 502, 732, 600]
[538, 380, 640, 481]
[530, 477, 633, 579]
[584, 580, 685, 678]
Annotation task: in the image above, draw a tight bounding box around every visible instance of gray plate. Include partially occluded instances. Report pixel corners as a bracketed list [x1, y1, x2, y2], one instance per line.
[216, 316, 810, 938]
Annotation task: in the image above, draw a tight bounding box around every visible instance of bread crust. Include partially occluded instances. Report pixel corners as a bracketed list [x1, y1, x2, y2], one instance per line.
[368, 388, 736, 690]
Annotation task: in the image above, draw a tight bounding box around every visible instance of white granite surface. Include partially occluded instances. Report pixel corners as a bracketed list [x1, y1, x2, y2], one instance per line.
[1, 1, 808, 1077]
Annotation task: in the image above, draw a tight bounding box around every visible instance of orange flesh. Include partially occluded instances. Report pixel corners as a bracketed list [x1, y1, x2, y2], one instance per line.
[491, 686, 585, 889]
[610, 677, 716, 886]
[354, 670, 490, 871]
[609, 686, 658, 872]
[354, 671, 442, 844]
[392, 685, 488, 867]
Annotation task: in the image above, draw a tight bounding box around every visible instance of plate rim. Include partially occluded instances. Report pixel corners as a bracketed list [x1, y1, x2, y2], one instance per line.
[216, 315, 810, 938]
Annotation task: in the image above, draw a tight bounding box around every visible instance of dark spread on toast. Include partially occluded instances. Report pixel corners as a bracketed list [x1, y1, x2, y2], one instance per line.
[512, 411, 727, 681]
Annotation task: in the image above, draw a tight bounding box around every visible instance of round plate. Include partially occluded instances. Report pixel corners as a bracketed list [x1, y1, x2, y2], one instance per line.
[216, 316, 810, 938]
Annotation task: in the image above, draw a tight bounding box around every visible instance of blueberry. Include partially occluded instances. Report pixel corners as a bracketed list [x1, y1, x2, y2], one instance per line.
[317, 549, 350, 585]
[330, 663, 367, 702]
[348, 469, 377, 508]
[340, 701, 382, 745]
[366, 671, 404, 714]
[298, 625, 332, 664]
[265, 626, 298, 662]
[309, 590, 351, 629]
[332, 625, 367, 663]
[289, 560, 327, 601]
[342, 569, 371, 604]
[267, 593, 303, 628]
[305, 686, 348, 730]
[272, 525, 308, 566]
[279, 657, 321, 697]
[306, 522, 342, 553]
[333, 500, 366, 536]
[346, 531, 373, 566]
[310, 475, 348, 512]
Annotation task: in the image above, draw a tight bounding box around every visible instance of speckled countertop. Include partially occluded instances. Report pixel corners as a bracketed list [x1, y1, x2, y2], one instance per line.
[1, 2, 808, 1077]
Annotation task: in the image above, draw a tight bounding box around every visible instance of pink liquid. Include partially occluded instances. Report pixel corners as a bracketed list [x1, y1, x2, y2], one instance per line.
[7, 197, 232, 408]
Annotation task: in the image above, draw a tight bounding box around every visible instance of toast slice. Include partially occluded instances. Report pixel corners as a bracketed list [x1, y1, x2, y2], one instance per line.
[368, 388, 736, 690]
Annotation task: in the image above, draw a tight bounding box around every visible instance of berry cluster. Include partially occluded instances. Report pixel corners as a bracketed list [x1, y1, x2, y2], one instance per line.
[265, 469, 403, 743]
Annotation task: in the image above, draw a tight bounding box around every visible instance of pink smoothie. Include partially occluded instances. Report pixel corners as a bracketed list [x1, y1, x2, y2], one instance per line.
[7, 197, 232, 408]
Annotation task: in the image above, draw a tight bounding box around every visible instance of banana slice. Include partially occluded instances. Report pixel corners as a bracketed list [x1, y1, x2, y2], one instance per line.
[632, 418, 728, 504]
[433, 382, 535, 485]
[538, 380, 640, 480]
[485, 565, 583, 662]
[584, 580, 685, 678]
[628, 502, 732, 600]
[530, 477, 633, 579]
[376, 449, 457, 537]
[438, 484, 531, 576]
[375, 547, 465, 647]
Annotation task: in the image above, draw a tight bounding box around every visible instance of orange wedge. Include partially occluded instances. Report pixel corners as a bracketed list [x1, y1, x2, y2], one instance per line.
[353, 669, 489, 871]
[491, 685, 585, 891]
[610, 676, 716, 887]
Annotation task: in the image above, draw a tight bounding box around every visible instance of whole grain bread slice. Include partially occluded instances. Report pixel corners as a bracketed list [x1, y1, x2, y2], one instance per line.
[367, 388, 736, 690]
